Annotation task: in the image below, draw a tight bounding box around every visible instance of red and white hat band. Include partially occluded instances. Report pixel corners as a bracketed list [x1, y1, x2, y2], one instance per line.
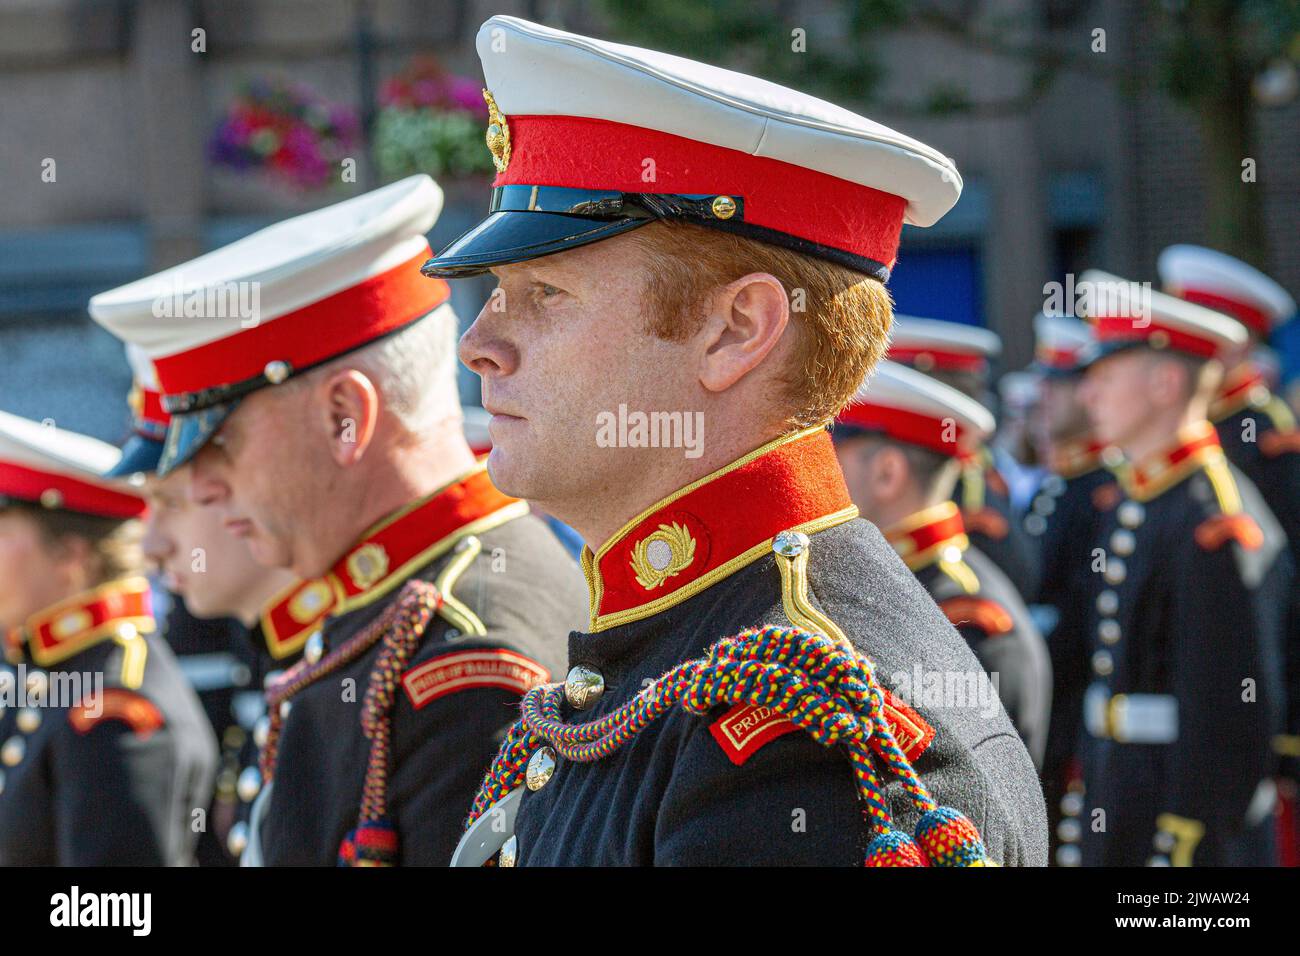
[154, 245, 447, 398]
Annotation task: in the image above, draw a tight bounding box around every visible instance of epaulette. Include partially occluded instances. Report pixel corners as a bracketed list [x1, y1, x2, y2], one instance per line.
[459, 529, 995, 867]
[68, 688, 165, 739]
[1258, 399, 1300, 458]
[1194, 513, 1263, 552]
[939, 596, 1014, 636]
[962, 506, 1008, 540]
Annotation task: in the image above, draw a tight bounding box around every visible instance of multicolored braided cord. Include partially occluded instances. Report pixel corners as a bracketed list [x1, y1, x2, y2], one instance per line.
[465, 624, 993, 867]
[262, 580, 443, 867]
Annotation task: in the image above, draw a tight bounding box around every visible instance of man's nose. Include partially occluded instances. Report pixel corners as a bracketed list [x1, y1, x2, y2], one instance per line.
[187, 451, 229, 507]
[140, 513, 173, 566]
[458, 304, 516, 378]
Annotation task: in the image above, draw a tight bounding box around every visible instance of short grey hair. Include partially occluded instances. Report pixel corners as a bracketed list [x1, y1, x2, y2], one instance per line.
[291, 302, 462, 435]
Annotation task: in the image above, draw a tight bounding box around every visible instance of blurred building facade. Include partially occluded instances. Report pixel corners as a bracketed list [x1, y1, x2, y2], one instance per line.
[2, 0, 1297, 439]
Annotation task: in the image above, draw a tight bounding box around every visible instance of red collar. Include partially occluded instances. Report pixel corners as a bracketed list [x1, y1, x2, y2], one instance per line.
[580, 427, 858, 632]
[1210, 363, 1270, 423]
[303, 464, 527, 620]
[1121, 421, 1223, 501]
[885, 501, 968, 571]
[1049, 437, 1108, 480]
[5, 577, 154, 667]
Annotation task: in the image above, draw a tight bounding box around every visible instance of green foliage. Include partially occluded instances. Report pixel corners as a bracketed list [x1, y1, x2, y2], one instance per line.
[373, 108, 495, 180]
[593, 0, 908, 104]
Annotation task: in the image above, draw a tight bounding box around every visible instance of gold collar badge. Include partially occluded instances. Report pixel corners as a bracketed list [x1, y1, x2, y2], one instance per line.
[346, 543, 391, 591]
[483, 89, 511, 174]
[631, 522, 697, 591]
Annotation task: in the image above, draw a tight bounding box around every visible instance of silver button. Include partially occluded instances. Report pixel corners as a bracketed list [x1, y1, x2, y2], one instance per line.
[279, 700, 292, 719]
[1055, 844, 1082, 867]
[1025, 514, 1047, 537]
[1118, 501, 1145, 528]
[1109, 529, 1136, 556]
[1146, 854, 1171, 867]
[1044, 475, 1066, 496]
[1056, 818, 1082, 844]
[253, 715, 270, 750]
[1153, 830, 1176, 854]
[1103, 557, 1126, 585]
[263, 360, 292, 384]
[564, 665, 605, 710]
[2, 736, 26, 767]
[499, 834, 518, 867]
[227, 821, 250, 857]
[304, 631, 324, 665]
[236, 765, 262, 802]
[1060, 792, 1084, 817]
[1091, 649, 1114, 676]
[15, 708, 41, 734]
[773, 530, 810, 558]
[525, 746, 557, 791]
[1033, 496, 1057, 516]
[1098, 619, 1121, 645]
[1096, 590, 1119, 616]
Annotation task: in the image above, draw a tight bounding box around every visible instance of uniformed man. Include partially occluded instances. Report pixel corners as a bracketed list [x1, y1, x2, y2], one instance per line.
[833, 360, 1052, 767]
[427, 16, 1047, 866]
[0, 410, 217, 865]
[888, 315, 1039, 596]
[1024, 312, 1119, 865]
[90, 174, 587, 866]
[1070, 270, 1290, 865]
[107, 344, 311, 862]
[1159, 245, 1300, 864]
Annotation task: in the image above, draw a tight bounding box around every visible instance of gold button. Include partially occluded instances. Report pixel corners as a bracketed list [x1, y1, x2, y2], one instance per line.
[1055, 845, 1082, 867]
[1098, 620, 1121, 645]
[710, 195, 737, 219]
[2, 736, 26, 767]
[525, 746, 557, 791]
[499, 834, 518, 867]
[39, 488, 63, 509]
[1149, 330, 1170, 350]
[1091, 650, 1114, 676]
[1096, 589, 1119, 616]
[15, 708, 40, 734]
[564, 665, 605, 710]
[1056, 819, 1082, 844]
[1103, 557, 1126, 585]
[236, 765, 262, 802]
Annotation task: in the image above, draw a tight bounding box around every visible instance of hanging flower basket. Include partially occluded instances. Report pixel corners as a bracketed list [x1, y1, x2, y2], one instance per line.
[373, 57, 495, 181]
[209, 78, 360, 191]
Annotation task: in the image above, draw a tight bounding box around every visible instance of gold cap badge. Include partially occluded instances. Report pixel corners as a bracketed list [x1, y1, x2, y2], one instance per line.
[630, 522, 697, 591]
[483, 89, 511, 174]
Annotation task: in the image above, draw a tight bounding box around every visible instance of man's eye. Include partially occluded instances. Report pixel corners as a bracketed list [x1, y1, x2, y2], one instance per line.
[537, 283, 562, 298]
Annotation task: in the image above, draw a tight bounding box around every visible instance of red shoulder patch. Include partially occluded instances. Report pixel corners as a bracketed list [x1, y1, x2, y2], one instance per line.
[1194, 513, 1263, 552]
[1091, 482, 1121, 511]
[709, 702, 799, 765]
[69, 689, 164, 739]
[710, 689, 936, 767]
[400, 648, 549, 710]
[940, 596, 1014, 636]
[1260, 429, 1300, 458]
[962, 507, 1008, 540]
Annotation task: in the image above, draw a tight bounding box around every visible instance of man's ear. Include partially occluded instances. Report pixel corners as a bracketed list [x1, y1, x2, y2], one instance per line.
[869, 444, 910, 504]
[697, 273, 790, 393]
[315, 369, 380, 467]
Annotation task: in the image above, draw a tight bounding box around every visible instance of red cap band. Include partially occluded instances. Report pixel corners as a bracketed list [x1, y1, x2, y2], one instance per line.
[1176, 287, 1270, 337]
[1092, 314, 1221, 358]
[496, 115, 907, 271]
[837, 402, 969, 457]
[888, 345, 988, 373]
[0, 462, 146, 519]
[154, 247, 448, 397]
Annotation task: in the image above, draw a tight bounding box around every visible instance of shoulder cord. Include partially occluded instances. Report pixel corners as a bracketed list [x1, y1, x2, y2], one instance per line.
[260, 580, 443, 867]
[465, 622, 993, 867]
